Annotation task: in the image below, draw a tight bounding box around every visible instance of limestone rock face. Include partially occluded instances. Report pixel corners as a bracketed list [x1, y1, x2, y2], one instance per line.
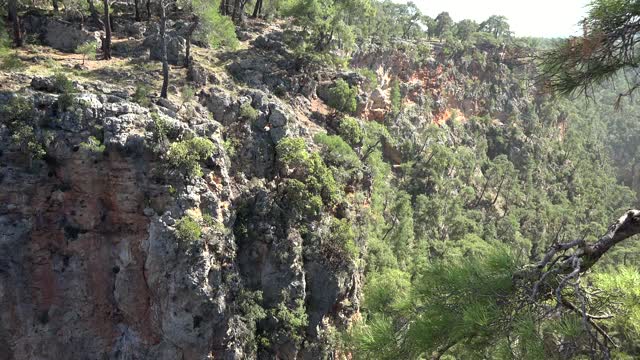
[0, 77, 361, 360]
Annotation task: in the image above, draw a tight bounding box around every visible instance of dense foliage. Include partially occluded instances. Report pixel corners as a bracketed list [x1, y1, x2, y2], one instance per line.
[166, 137, 215, 178]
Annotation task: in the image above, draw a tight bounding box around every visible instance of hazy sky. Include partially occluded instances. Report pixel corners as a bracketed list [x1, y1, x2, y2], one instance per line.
[404, 0, 591, 38]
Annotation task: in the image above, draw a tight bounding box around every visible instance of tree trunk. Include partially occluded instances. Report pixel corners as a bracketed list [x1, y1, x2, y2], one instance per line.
[134, 0, 141, 21]
[185, 34, 191, 69]
[403, 19, 417, 39]
[146, 0, 152, 20]
[102, 0, 112, 60]
[237, 0, 248, 23]
[490, 176, 506, 206]
[53, 0, 59, 12]
[232, 0, 240, 22]
[518, 209, 640, 300]
[472, 180, 490, 208]
[8, 0, 22, 47]
[184, 19, 198, 69]
[160, 2, 169, 99]
[582, 210, 640, 267]
[220, 0, 227, 16]
[87, 0, 105, 28]
[252, 0, 262, 18]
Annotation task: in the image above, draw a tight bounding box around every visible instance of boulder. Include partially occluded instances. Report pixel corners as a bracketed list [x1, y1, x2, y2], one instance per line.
[125, 22, 147, 38]
[201, 86, 237, 124]
[187, 63, 209, 87]
[369, 88, 390, 110]
[236, 30, 252, 42]
[228, 59, 267, 87]
[253, 34, 287, 55]
[338, 71, 367, 88]
[143, 30, 186, 66]
[43, 20, 101, 53]
[299, 79, 318, 98]
[266, 103, 292, 142]
[30, 76, 59, 93]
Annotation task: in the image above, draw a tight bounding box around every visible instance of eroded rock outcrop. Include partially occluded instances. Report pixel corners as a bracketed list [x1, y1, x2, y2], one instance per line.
[0, 73, 361, 359]
[23, 14, 101, 53]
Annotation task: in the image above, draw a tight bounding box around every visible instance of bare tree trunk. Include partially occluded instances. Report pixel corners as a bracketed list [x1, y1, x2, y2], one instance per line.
[53, 0, 59, 12]
[231, 0, 240, 21]
[220, 0, 227, 15]
[184, 19, 198, 69]
[160, 2, 169, 99]
[146, 0, 152, 20]
[185, 33, 191, 68]
[471, 180, 489, 208]
[102, 0, 112, 60]
[134, 0, 141, 21]
[237, 0, 248, 23]
[8, 0, 22, 47]
[519, 209, 640, 296]
[252, 0, 262, 18]
[491, 176, 507, 206]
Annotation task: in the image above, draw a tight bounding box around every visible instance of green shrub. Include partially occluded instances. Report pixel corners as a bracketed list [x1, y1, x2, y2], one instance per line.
[133, 84, 152, 107]
[202, 213, 216, 227]
[276, 137, 341, 206]
[363, 269, 412, 314]
[79, 136, 105, 153]
[54, 72, 75, 93]
[239, 102, 259, 121]
[337, 116, 364, 147]
[276, 137, 309, 169]
[1, 53, 24, 71]
[7, 122, 45, 162]
[42, 57, 60, 70]
[75, 41, 97, 64]
[54, 72, 76, 110]
[327, 78, 357, 114]
[270, 298, 308, 344]
[358, 68, 378, 91]
[1, 96, 33, 122]
[307, 153, 341, 205]
[238, 289, 267, 323]
[202, 212, 226, 232]
[180, 85, 195, 106]
[0, 96, 45, 164]
[223, 138, 238, 157]
[198, 0, 239, 50]
[0, 19, 9, 56]
[281, 179, 323, 218]
[174, 216, 202, 242]
[151, 111, 168, 141]
[327, 218, 358, 260]
[0, 19, 22, 71]
[236, 289, 267, 354]
[167, 137, 215, 178]
[314, 133, 361, 170]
